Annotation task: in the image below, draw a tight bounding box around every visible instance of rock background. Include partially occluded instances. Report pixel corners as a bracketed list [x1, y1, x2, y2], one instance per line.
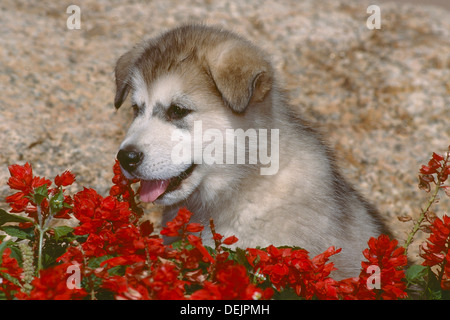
[0, 0, 449, 263]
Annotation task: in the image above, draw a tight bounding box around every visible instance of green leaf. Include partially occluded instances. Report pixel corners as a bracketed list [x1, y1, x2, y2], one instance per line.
[0, 226, 33, 240]
[0, 270, 22, 287]
[0, 241, 24, 266]
[7, 245, 23, 266]
[426, 268, 444, 300]
[0, 209, 33, 227]
[49, 188, 64, 213]
[405, 265, 428, 285]
[63, 202, 72, 209]
[33, 184, 49, 205]
[88, 255, 115, 269]
[107, 265, 125, 277]
[51, 226, 74, 241]
[233, 247, 250, 267]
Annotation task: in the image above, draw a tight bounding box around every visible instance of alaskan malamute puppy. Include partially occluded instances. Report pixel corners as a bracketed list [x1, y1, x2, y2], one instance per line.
[114, 24, 389, 278]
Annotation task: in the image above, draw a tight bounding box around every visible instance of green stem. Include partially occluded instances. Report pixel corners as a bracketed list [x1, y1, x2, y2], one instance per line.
[403, 182, 440, 254]
[35, 205, 44, 273]
[404, 150, 450, 254]
[37, 226, 45, 273]
[36, 205, 52, 273]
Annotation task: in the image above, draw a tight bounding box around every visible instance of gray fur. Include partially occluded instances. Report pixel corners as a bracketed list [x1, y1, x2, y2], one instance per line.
[114, 24, 389, 278]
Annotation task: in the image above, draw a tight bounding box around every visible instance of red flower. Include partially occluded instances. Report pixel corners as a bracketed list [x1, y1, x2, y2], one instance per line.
[160, 207, 198, 238]
[72, 188, 102, 223]
[187, 234, 215, 264]
[186, 223, 204, 233]
[0, 247, 23, 299]
[101, 275, 130, 297]
[356, 234, 408, 300]
[110, 160, 139, 199]
[25, 263, 87, 300]
[5, 192, 30, 213]
[421, 215, 450, 265]
[104, 262, 188, 300]
[215, 263, 261, 299]
[189, 281, 222, 300]
[57, 247, 85, 265]
[71, 187, 143, 258]
[223, 235, 239, 246]
[7, 162, 33, 192]
[1, 160, 424, 300]
[6, 163, 51, 214]
[7, 163, 51, 194]
[246, 245, 342, 299]
[420, 155, 441, 175]
[139, 220, 154, 237]
[101, 255, 145, 268]
[54, 170, 76, 187]
[145, 238, 166, 261]
[53, 194, 73, 219]
[148, 263, 187, 300]
[420, 214, 450, 290]
[336, 277, 360, 300]
[109, 160, 143, 220]
[190, 262, 273, 300]
[5, 163, 74, 221]
[419, 149, 450, 186]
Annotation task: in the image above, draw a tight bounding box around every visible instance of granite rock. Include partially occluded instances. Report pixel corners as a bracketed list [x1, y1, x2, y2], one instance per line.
[0, 0, 449, 262]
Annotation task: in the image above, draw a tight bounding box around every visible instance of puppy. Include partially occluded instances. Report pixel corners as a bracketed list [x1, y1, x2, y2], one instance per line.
[113, 24, 389, 278]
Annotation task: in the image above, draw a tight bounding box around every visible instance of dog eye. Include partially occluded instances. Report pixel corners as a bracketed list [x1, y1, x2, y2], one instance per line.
[131, 104, 140, 117]
[167, 104, 191, 120]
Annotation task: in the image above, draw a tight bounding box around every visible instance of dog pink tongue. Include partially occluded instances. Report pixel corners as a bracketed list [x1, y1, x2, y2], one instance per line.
[140, 180, 170, 203]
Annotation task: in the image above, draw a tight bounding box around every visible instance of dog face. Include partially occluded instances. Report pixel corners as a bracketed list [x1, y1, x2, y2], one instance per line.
[114, 25, 273, 205]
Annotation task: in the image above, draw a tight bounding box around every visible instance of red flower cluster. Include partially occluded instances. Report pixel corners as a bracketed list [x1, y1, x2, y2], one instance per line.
[419, 148, 450, 194]
[0, 161, 412, 300]
[98, 207, 271, 300]
[420, 151, 450, 178]
[109, 160, 143, 217]
[0, 248, 23, 299]
[69, 188, 140, 257]
[247, 246, 356, 300]
[6, 163, 51, 213]
[53, 186, 166, 299]
[160, 207, 204, 238]
[190, 262, 274, 300]
[247, 245, 343, 299]
[26, 263, 87, 300]
[246, 234, 408, 300]
[109, 160, 134, 199]
[420, 215, 450, 290]
[101, 261, 187, 300]
[356, 235, 408, 299]
[187, 219, 273, 300]
[416, 148, 450, 291]
[5, 162, 74, 221]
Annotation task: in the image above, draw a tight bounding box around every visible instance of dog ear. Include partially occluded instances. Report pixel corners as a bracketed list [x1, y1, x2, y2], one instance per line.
[207, 42, 273, 113]
[114, 45, 146, 109]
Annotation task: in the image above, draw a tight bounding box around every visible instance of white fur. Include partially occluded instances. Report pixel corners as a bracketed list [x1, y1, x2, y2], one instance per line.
[115, 25, 387, 279]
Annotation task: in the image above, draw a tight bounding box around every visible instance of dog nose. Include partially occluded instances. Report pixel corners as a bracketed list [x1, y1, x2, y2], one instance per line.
[117, 147, 143, 172]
